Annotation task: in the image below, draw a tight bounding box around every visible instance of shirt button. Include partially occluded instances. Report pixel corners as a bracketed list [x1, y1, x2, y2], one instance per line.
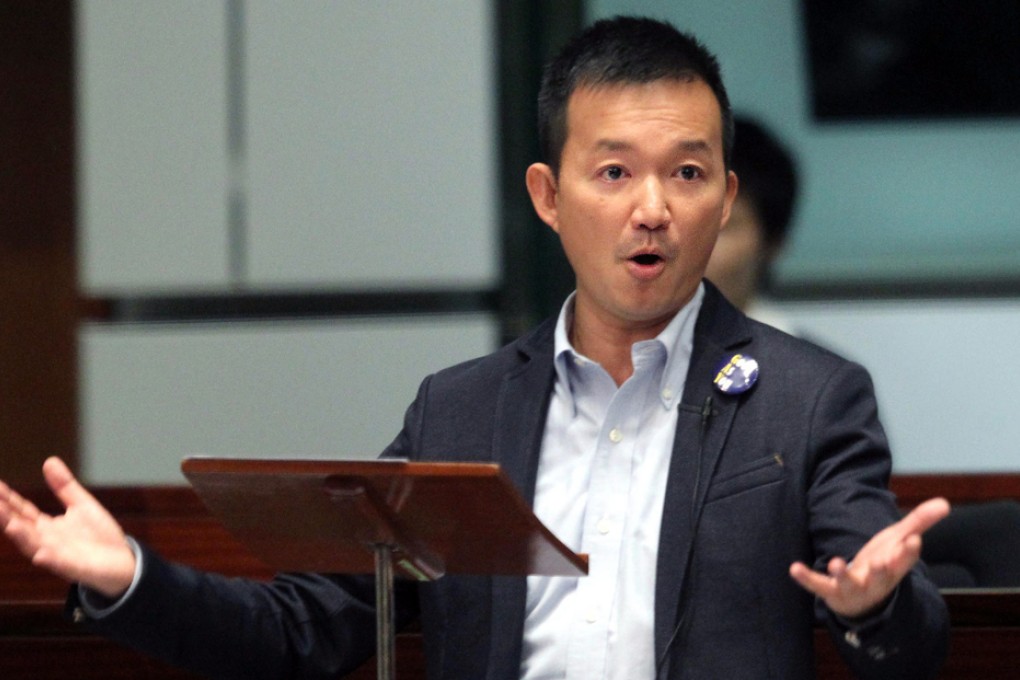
[597, 518, 612, 534]
[586, 608, 598, 623]
[609, 428, 623, 443]
[662, 387, 673, 400]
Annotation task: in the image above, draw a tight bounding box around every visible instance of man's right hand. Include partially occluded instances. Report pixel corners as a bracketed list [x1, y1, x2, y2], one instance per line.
[0, 456, 136, 599]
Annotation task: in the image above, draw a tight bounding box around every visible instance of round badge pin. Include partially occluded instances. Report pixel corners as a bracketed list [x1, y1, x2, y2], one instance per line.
[713, 353, 759, 395]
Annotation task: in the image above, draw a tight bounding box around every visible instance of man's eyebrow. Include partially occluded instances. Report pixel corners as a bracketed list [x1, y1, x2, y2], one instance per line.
[593, 138, 714, 154]
[675, 139, 713, 154]
[594, 139, 633, 152]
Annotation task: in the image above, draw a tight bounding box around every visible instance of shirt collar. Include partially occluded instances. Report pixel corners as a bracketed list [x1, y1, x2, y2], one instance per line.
[552, 283, 705, 413]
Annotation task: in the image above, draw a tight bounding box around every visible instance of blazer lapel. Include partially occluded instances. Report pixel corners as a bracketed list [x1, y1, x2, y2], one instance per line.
[486, 321, 557, 680]
[654, 284, 752, 667]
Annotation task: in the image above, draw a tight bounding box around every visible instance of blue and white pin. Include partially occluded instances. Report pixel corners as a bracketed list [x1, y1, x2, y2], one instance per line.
[713, 354, 759, 395]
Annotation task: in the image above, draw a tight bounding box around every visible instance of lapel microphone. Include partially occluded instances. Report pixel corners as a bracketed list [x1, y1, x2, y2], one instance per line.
[656, 395, 716, 678]
[677, 395, 716, 510]
[658, 354, 757, 674]
[677, 396, 716, 425]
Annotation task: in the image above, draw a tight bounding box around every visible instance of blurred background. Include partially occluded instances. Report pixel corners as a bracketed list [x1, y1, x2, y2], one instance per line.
[3, 0, 1018, 484]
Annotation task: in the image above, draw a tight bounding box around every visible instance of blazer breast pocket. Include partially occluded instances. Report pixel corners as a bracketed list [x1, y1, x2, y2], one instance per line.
[705, 453, 788, 504]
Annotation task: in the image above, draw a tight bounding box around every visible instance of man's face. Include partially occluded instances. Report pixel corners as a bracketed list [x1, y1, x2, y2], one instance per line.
[527, 79, 737, 340]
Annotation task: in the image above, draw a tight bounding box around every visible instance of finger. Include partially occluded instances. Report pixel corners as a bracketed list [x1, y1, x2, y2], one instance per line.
[3, 514, 45, 558]
[789, 561, 836, 599]
[873, 532, 922, 578]
[0, 483, 42, 524]
[42, 457, 97, 511]
[826, 556, 849, 578]
[894, 497, 951, 538]
[851, 536, 921, 588]
[0, 481, 14, 524]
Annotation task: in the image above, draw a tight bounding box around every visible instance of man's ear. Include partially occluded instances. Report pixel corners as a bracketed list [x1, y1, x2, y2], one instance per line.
[720, 169, 739, 229]
[525, 163, 559, 232]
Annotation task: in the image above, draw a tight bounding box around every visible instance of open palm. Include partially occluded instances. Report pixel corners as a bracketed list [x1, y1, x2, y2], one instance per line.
[0, 457, 136, 598]
[789, 497, 951, 619]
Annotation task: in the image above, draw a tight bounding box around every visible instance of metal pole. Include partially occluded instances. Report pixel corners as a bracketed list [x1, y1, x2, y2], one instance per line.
[375, 543, 396, 680]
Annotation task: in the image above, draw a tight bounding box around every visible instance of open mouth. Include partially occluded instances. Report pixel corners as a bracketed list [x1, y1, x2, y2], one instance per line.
[631, 253, 663, 266]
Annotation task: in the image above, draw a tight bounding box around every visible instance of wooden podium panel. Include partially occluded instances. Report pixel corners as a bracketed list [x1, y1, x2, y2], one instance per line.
[181, 457, 588, 579]
[181, 457, 588, 679]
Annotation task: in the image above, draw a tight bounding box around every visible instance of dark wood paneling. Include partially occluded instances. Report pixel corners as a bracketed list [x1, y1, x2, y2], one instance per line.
[892, 474, 1020, 508]
[0, 0, 77, 483]
[4, 599, 1019, 680]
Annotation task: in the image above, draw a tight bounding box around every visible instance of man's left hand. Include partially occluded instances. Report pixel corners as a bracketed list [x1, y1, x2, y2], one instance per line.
[789, 497, 951, 619]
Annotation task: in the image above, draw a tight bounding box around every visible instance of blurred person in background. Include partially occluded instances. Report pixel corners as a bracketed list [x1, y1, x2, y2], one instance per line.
[706, 115, 798, 333]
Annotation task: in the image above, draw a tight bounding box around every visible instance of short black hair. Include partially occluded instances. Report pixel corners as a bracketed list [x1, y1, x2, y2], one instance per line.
[537, 16, 734, 175]
[731, 116, 799, 250]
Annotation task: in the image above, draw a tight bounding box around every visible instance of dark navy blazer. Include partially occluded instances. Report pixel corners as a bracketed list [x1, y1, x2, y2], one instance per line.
[75, 283, 949, 680]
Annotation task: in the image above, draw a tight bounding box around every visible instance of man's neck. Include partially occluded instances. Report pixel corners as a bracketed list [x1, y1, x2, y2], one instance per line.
[569, 313, 671, 387]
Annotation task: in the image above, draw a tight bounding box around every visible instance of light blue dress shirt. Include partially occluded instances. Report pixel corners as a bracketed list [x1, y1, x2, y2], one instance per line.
[521, 284, 705, 680]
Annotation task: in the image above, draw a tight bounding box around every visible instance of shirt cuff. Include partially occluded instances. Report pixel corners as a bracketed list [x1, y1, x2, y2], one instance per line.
[76, 536, 144, 619]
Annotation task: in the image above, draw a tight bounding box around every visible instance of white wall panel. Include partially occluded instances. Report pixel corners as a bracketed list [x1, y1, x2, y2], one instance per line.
[243, 1, 498, 289]
[80, 315, 498, 484]
[778, 300, 1020, 473]
[77, 1, 231, 293]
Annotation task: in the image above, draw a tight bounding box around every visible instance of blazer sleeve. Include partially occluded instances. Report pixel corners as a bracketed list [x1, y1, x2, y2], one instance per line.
[68, 540, 420, 680]
[805, 360, 949, 679]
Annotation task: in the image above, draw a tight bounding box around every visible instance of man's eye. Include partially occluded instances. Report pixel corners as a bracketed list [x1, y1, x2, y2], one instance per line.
[601, 166, 624, 181]
[679, 166, 701, 181]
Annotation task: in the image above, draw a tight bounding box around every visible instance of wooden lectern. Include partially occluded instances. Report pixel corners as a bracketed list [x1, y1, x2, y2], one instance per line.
[181, 457, 588, 680]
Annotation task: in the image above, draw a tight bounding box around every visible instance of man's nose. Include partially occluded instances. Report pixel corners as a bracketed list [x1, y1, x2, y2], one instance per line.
[632, 176, 670, 230]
